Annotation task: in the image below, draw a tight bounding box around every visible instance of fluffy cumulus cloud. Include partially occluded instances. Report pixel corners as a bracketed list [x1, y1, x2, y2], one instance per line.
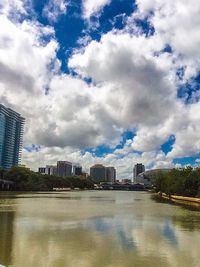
[135, 0, 200, 79]
[0, 14, 59, 121]
[69, 33, 176, 127]
[43, 0, 68, 22]
[82, 0, 111, 19]
[1, 0, 200, 177]
[0, 0, 29, 16]
[133, 0, 200, 158]
[71, 0, 200, 161]
[69, 32, 181, 154]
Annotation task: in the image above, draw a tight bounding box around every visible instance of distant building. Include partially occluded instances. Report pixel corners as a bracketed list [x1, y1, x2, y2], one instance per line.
[57, 161, 72, 177]
[106, 167, 116, 183]
[73, 165, 82, 176]
[133, 163, 145, 183]
[136, 168, 171, 186]
[45, 165, 57, 175]
[38, 167, 46, 174]
[90, 164, 106, 183]
[0, 104, 25, 170]
[38, 165, 57, 175]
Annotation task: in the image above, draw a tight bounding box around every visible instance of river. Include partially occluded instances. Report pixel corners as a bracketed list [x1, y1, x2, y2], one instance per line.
[0, 191, 200, 267]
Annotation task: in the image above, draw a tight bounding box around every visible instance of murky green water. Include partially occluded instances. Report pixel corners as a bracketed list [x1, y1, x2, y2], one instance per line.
[0, 191, 200, 267]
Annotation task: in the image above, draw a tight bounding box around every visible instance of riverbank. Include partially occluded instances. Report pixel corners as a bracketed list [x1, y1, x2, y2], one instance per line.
[154, 192, 200, 210]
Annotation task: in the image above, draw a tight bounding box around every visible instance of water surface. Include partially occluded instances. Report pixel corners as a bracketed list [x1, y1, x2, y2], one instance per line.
[0, 191, 200, 267]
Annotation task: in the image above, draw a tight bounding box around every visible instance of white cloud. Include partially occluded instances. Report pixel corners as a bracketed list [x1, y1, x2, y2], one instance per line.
[68, 32, 180, 151]
[0, 14, 59, 103]
[43, 0, 68, 22]
[166, 102, 200, 159]
[82, 0, 111, 19]
[0, 0, 28, 16]
[135, 0, 200, 81]
[132, 0, 200, 159]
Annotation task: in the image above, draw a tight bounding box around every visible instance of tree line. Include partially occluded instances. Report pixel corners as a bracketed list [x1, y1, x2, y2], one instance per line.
[152, 167, 200, 198]
[0, 166, 94, 191]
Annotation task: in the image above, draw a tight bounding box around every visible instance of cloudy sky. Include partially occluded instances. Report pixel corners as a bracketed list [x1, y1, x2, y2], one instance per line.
[1, 0, 200, 178]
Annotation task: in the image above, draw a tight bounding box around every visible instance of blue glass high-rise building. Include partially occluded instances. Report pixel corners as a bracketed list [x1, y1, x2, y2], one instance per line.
[0, 104, 25, 170]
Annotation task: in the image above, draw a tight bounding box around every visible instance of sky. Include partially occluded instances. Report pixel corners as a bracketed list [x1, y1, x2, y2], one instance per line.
[0, 0, 200, 179]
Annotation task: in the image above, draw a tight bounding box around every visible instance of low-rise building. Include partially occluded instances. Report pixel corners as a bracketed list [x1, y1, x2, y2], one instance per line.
[45, 165, 57, 175]
[38, 165, 57, 175]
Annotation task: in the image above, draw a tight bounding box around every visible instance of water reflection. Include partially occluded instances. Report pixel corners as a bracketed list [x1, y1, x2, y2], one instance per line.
[0, 211, 15, 266]
[172, 213, 200, 231]
[161, 222, 178, 246]
[0, 191, 200, 267]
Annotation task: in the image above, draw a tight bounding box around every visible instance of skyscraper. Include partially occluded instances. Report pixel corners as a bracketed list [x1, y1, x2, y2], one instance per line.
[106, 167, 116, 183]
[90, 164, 106, 183]
[133, 163, 145, 183]
[57, 161, 72, 177]
[0, 104, 25, 170]
[73, 165, 82, 176]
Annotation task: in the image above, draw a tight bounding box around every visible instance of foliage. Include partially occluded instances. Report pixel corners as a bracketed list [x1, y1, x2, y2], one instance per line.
[0, 168, 6, 179]
[152, 167, 200, 197]
[3, 167, 94, 191]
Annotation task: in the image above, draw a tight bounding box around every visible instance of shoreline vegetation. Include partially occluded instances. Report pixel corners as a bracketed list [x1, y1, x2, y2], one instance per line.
[152, 166, 200, 210]
[0, 167, 94, 191]
[152, 166, 200, 197]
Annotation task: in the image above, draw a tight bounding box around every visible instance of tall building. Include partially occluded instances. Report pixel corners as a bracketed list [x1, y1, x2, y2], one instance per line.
[57, 161, 72, 177]
[106, 167, 116, 183]
[133, 163, 145, 183]
[0, 104, 25, 170]
[90, 164, 106, 183]
[73, 165, 82, 176]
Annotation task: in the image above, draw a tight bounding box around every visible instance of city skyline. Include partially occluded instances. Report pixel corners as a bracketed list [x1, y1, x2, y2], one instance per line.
[0, 1, 200, 179]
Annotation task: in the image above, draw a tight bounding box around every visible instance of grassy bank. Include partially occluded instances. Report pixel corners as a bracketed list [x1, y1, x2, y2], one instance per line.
[152, 193, 200, 211]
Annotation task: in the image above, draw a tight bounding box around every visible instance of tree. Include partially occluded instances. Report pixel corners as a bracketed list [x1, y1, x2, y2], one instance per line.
[3, 167, 94, 191]
[152, 167, 200, 197]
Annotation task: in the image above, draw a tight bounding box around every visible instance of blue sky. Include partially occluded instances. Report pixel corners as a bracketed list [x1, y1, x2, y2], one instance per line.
[1, 0, 200, 177]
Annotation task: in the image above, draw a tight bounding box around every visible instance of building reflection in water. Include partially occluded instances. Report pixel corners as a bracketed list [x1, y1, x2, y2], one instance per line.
[0, 211, 15, 266]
